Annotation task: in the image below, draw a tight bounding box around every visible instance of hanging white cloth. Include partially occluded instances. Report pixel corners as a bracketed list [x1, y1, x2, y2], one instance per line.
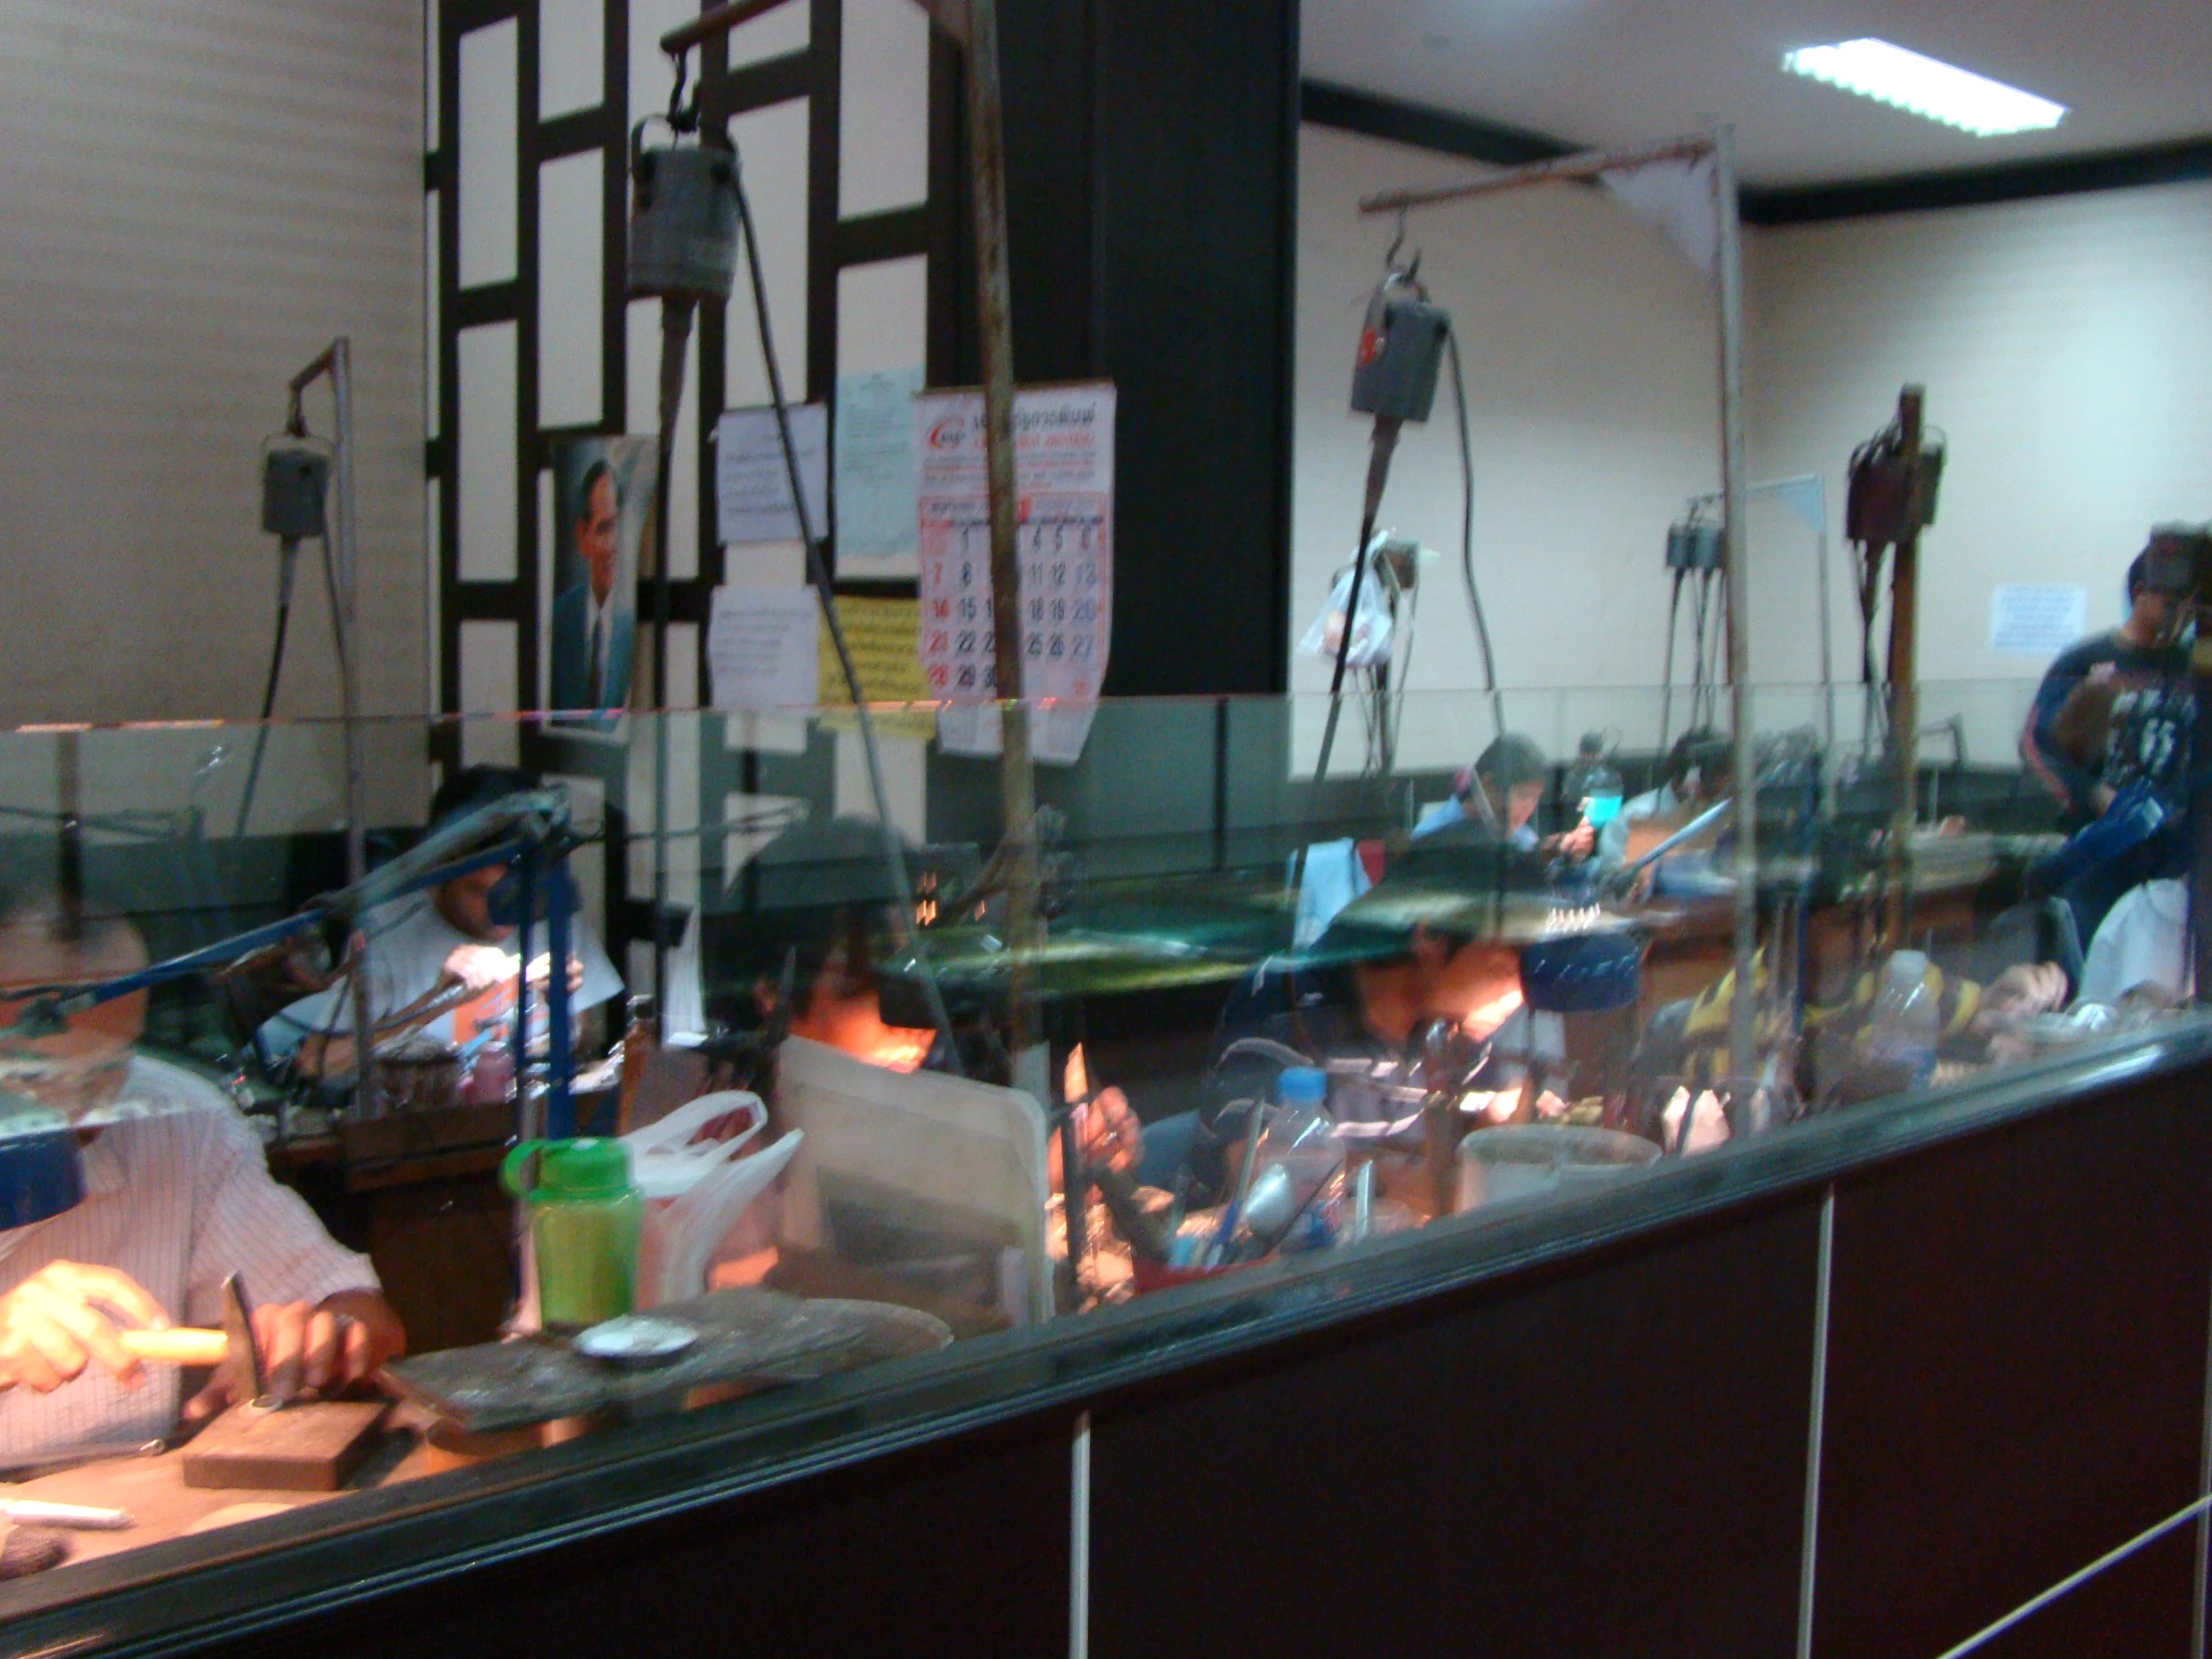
[1600, 154, 1720, 276]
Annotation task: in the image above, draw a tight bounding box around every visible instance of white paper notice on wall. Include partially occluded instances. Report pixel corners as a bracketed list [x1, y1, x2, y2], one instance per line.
[716, 404, 829, 545]
[707, 585, 820, 711]
[833, 367, 923, 560]
[1989, 584, 2086, 657]
[915, 381, 1115, 766]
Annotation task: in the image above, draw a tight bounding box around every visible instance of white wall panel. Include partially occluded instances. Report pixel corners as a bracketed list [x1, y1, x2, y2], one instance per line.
[539, 0, 604, 119]
[0, 0, 424, 727]
[838, 0, 928, 217]
[724, 99, 813, 410]
[424, 191, 442, 440]
[457, 320, 520, 579]
[538, 151, 605, 425]
[425, 0, 441, 146]
[426, 475, 442, 714]
[457, 18, 519, 287]
[668, 620, 701, 708]
[835, 255, 926, 373]
[459, 620, 521, 765]
[725, 542, 808, 587]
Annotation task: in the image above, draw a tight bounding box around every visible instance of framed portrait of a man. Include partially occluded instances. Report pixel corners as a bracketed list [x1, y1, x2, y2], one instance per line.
[548, 436, 656, 730]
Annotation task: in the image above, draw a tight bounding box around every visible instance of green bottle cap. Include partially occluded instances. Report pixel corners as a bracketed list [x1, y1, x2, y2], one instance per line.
[512, 1137, 633, 1199]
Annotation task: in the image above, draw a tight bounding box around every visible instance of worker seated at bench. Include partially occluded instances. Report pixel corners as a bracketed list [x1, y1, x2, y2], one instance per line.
[262, 766, 625, 1083]
[1630, 896, 2073, 1125]
[1140, 830, 1558, 1204]
[0, 881, 403, 1467]
[1594, 727, 1737, 891]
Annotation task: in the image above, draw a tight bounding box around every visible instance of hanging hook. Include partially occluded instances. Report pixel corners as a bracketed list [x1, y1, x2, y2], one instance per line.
[1381, 208, 1422, 288]
[666, 49, 699, 131]
[1383, 206, 1415, 275]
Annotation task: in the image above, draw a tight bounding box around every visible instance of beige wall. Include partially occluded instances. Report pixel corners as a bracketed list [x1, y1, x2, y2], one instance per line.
[0, 0, 426, 735]
[1293, 124, 1722, 774]
[1746, 182, 2212, 760]
[1294, 125, 2212, 774]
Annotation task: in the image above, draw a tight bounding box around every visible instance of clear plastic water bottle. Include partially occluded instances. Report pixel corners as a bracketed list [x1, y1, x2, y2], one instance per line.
[1869, 950, 1940, 1089]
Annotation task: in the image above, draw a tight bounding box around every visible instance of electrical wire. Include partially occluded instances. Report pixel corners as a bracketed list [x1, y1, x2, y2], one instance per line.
[729, 157, 962, 1075]
[234, 542, 300, 838]
[1445, 330, 1504, 743]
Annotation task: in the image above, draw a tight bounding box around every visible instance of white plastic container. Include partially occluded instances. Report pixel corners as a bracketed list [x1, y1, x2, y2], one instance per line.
[1868, 949, 1940, 1087]
[1455, 1124, 1659, 1212]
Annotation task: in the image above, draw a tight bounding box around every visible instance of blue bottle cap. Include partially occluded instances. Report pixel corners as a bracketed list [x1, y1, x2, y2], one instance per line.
[1276, 1066, 1328, 1106]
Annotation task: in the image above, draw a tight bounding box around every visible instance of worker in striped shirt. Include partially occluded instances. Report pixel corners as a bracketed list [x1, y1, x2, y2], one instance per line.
[0, 883, 404, 1465]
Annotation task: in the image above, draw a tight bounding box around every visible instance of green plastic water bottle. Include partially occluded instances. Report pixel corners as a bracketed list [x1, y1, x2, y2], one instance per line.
[501, 1138, 643, 1331]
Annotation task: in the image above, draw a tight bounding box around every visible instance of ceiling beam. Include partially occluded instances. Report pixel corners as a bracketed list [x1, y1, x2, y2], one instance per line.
[1304, 79, 2212, 225]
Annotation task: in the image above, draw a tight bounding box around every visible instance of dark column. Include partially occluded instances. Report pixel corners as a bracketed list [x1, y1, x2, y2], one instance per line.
[982, 0, 1302, 698]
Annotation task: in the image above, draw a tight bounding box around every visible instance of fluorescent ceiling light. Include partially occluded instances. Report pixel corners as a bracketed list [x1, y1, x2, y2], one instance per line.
[1782, 39, 2066, 137]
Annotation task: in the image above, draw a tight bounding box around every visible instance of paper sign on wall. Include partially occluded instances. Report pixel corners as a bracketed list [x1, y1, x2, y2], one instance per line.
[707, 586, 819, 711]
[832, 367, 923, 561]
[914, 381, 1115, 766]
[716, 404, 829, 545]
[1990, 584, 2085, 657]
[818, 595, 935, 742]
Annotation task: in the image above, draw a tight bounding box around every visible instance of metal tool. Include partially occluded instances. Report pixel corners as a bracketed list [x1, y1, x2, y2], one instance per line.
[218, 1273, 269, 1406]
[0, 1499, 133, 1530]
[0, 1440, 166, 1484]
[114, 1272, 270, 1406]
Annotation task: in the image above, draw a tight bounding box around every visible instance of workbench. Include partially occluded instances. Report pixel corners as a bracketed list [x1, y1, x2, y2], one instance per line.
[0, 1420, 445, 1571]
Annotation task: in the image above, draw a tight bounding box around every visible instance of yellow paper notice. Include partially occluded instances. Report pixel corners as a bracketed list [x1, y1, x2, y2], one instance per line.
[819, 596, 935, 740]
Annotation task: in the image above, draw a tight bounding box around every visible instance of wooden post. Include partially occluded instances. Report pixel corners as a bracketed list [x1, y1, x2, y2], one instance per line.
[1883, 385, 1926, 947]
[963, 0, 1040, 1062]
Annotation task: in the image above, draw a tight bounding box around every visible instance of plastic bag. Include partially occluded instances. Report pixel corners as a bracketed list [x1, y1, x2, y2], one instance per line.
[1298, 547, 1394, 668]
[624, 1091, 804, 1306]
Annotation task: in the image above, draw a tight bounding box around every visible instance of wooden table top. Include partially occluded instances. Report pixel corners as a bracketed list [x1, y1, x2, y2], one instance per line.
[0, 1423, 443, 1571]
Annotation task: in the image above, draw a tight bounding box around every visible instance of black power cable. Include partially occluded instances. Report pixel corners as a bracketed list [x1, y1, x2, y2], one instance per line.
[234, 542, 300, 838]
[1445, 328, 1504, 743]
[1307, 318, 1502, 856]
[726, 155, 961, 1074]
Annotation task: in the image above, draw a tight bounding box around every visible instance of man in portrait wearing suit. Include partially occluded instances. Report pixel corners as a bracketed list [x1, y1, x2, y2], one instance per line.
[551, 458, 636, 718]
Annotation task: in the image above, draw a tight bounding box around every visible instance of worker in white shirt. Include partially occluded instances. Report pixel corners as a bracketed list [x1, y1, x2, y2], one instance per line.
[1596, 727, 1734, 878]
[2077, 877, 2192, 1004]
[0, 882, 403, 1463]
[264, 767, 624, 1078]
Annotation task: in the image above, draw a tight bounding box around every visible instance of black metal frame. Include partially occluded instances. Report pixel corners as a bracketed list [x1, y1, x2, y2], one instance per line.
[426, 0, 960, 967]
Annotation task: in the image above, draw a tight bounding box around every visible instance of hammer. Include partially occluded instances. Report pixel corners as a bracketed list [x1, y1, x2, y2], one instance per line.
[115, 1273, 269, 1404]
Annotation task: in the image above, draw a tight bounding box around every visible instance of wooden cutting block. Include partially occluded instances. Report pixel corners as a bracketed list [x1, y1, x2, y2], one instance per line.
[181, 1401, 388, 1492]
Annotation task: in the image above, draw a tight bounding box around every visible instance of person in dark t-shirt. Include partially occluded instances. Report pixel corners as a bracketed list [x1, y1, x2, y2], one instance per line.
[2020, 538, 2194, 828]
[2019, 529, 2203, 945]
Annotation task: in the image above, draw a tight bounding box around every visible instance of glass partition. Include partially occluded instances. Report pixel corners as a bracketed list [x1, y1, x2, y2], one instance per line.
[0, 682, 2202, 1591]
